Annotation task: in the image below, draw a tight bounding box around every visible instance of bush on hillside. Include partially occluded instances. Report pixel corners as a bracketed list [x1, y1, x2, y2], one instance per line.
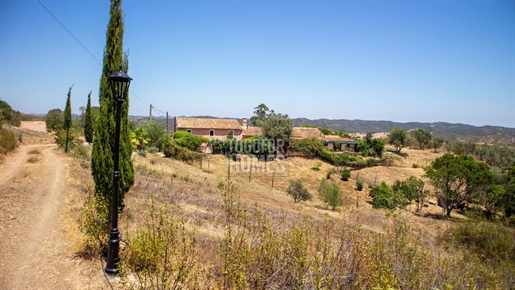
[341, 167, 351, 181]
[163, 138, 203, 164]
[356, 180, 363, 191]
[318, 178, 343, 210]
[0, 127, 17, 154]
[446, 221, 515, 262]
[369, 182, 404, 209]
[173, 131, 209, 152]
[286, 180, 312, 203]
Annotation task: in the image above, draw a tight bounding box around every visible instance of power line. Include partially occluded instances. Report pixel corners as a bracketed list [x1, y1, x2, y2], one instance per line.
[152, 105, 167, 116]
[37, 0, 102, 66]
[37, 0, 155, 110]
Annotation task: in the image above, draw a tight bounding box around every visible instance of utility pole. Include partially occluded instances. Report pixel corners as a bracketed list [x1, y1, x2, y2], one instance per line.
[166, 112, 169, 135]
[149, 104, 153, 120]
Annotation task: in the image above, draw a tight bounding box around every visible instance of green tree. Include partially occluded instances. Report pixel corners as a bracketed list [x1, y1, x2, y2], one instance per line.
[287, 180, 312, 203]
[369, 182, 397, 209]
[430, 135, 445, 153]
[45, 109, 64, 131]
[251, 104, 293, 141]
[63, 85, 73, 153]
[423, 154, 493, 217]
[411, 128, 432, 150]
[318, 178, 342, 210]
[259, 111, 293, 141]
[370, 138, 385, 158]
[474, 167, 515, 219]
[504, 167, 515, 218]
[138, 119, 166, 147]
[91, 0, 134, 211]
[84, 91, 94, 143]
[388, 127, 409, 153]
[392, 176, 427, 212]
[0, 100, 14, 125]
[250, 103, 269, 126]
[78, 106, 86, 128]
[475, 184, 506, 220]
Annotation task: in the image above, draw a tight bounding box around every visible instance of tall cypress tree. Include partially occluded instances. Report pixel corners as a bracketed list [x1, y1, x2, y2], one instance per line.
[64, 85, 73, 153]
[84, 91, 94, 143]
[91, 0, 134, 211]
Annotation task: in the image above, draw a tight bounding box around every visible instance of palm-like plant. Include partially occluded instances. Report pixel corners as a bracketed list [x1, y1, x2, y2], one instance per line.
[130, 128, 150, 151]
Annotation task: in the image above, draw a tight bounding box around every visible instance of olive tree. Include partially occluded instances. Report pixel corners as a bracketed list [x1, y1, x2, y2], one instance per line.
[423, 153, 493, 217]
[410, 128, 432, 150]
[388, 127, 409, 153]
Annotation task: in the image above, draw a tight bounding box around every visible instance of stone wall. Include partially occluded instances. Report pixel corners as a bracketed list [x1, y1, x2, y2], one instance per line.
[19, 121, 47, 133]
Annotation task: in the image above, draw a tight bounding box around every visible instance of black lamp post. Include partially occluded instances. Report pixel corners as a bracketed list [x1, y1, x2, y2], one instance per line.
[105, 69, 132, 274]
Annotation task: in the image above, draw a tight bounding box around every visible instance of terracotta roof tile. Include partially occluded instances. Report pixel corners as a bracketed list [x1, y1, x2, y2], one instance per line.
[291, 127, 323, 139]
[321, 135, 357, 142]
[242, 126, 264, 137]
[176, 117, 241, 130]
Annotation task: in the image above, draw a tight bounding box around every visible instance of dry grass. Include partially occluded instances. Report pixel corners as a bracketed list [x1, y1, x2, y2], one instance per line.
[68, 145, 515, 288]
[124, 147, 451, 246]
[7, 125, 54, 145]
[67, 145, 451, 257]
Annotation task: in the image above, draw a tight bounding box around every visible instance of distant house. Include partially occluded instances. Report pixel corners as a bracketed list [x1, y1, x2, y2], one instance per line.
[242, 126, 264, 139]
[19, 121, 46, 133]
[290, 127, 357, 152]
[174, 117, 249, 140]
[174, 116, 357, 153]
[320, 134, 358, 152]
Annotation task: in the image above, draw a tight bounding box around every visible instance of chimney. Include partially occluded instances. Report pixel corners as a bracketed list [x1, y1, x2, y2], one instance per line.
[242, 117, 247, 129]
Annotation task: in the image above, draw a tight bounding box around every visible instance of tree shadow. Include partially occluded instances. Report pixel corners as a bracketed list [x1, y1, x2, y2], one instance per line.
[390, 150, 409, 158]
[420, 212, 448, 220]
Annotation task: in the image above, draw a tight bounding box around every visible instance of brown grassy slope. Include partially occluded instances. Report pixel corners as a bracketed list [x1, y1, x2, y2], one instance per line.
[120, 147, 450, 247]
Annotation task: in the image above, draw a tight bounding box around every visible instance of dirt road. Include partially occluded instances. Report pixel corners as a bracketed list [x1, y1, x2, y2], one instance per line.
[0, 145, 107, 289]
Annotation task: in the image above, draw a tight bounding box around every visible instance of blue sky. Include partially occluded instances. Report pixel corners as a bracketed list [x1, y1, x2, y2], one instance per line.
[1, 0, 514, 128]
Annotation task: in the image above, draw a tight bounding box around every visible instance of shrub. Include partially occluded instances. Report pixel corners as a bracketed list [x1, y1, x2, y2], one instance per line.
[172, 131, 209, 152]
[0, 127, 17, 154]
[392, 176, 427, 211]
[78, 190, 109, 258]
[369, 182, 397, 209]
[54, 127, 82, 151]
[70, 142, 88, 160]
[288, 138, 324, 155]
[311, 161, 322, 171]
[163, 138, 203, 164]
[287, 180, 312, 202]
[318, 178, 343, 210]
[120, 198, 199, 289]
[356, 180, 363, 191]
[447, 221, 515, 262]
[341, 167, 351, 181]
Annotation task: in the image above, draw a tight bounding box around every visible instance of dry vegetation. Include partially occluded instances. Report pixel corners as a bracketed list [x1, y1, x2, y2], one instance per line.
[67, 144, 514, 289]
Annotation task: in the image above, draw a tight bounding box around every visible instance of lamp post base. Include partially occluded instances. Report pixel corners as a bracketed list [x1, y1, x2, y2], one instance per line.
[104, 228, 120, 274]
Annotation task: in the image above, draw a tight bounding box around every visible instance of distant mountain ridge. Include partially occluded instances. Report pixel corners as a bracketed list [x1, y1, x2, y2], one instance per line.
[131, 115, 514, 147]
[293, 118, 515, 146]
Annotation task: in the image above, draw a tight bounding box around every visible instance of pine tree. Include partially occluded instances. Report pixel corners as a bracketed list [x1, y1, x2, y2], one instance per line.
[84, 91, 94, 143]
[91, 0, 134, 211]
[64, 85, 73, 153]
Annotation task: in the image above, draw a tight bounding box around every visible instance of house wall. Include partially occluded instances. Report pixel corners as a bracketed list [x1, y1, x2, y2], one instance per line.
[19, 121, 46, 132]
[177, 128, 243, 140]
[198, 145, 213, 154]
